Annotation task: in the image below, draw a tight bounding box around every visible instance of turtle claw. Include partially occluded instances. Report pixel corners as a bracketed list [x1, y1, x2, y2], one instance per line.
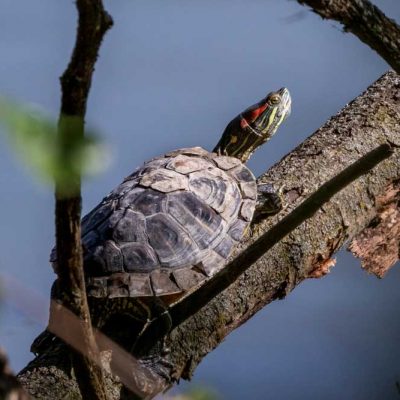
[253, 183, 284, 222]
[138, 345, 176, 382]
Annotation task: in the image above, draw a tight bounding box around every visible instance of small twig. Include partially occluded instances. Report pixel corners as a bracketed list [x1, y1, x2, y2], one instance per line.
[297, 0, 400, 73]
[55, 0, 112, 399]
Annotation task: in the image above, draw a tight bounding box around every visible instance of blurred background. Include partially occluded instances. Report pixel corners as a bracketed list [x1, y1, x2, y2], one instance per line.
[0, 0, 399, 399]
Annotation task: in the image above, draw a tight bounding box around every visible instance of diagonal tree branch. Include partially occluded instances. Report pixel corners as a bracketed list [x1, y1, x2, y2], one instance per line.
[133, 70, 400, 397]
[19, 71, 400, 399]
[297, 0, 400, 73]
[54, 1, 112, 399]
[135, 143, 393, 352]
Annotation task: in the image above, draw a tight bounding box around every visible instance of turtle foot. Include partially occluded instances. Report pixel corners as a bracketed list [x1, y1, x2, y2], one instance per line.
[138, 342, 177, 382]
[254, 183, 284, 220]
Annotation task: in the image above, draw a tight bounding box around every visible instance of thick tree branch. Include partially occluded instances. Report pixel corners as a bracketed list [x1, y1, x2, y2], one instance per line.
[19, 71, 400, 399]
[297, 0, 400, 73]
[54, 1, 112, 399]
[137, 71, 400, 397]
[137, 143, 393, 350]
[173, 143, 393, 320]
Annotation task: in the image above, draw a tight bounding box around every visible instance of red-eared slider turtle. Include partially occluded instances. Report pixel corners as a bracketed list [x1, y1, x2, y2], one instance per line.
[50, 87, 290, 300]
[32, 87, 291, 379]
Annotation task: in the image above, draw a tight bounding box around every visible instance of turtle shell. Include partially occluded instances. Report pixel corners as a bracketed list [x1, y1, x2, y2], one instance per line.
[50, 147, 257, 299]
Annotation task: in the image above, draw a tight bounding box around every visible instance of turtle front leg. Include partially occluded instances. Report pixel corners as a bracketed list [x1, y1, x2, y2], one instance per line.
[131, 298, 177, 382]
[252, 183, 283, 224]
[99, 298, 176, 385]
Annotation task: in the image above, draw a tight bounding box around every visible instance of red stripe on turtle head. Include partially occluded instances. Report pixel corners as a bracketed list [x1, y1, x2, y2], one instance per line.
[242, 103, 268, 124]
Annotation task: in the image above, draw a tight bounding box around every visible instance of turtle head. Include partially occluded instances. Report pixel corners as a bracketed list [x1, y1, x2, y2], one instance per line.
[213, 87, 291, 163]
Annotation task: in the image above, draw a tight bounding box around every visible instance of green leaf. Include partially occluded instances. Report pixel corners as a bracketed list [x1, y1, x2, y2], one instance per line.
[0, 97, 110, 195]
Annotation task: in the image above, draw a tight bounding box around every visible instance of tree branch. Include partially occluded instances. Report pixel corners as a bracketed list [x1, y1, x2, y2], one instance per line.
[0, 348, 30, 400]
[54, 1, 112, 399]
[137, 143, 393, 350]
[19, 71, 400, 399]
[297, 0, 400, 73]
[173, 143, 393, 319]
[135, 71, 400, 397]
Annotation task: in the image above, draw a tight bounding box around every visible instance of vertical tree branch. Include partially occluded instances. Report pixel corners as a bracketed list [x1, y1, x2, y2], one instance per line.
[297, 0, 400, 73]
[54, 1, 113, 399]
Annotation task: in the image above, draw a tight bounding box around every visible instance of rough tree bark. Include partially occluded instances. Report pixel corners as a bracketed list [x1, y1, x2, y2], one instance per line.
[18, 71, 400, 399]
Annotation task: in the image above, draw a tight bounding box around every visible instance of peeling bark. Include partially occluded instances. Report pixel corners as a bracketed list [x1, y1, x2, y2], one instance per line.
[19, 71, 400, 399]
[349, 180, 400, 277]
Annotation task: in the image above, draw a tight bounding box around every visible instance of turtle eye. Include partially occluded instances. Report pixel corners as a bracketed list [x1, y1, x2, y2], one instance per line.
[269, 94, 281, 104]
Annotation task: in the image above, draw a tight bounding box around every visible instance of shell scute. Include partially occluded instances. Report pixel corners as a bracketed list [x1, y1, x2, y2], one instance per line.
[113, 209, 146, 243]
[167, 192, 225, 250]
[240, 199, 256, 222]
[82, 230, 100, 252]
[120, 242, 159, 272]
[146, 213, 201, 268]
[196, 250, 225, 276]
[96, 240, 124, 273]
[107, 273, 130, 298]
[188, 170, 228, 213]
[213, 155, 242, 170]
[150, 270, 181, 295]
[172, 267, 206, 291]
[103, 209, 125, 231]
[239, 181, 257, 200]
[81, 202, 114, 236]
[118, 187, 145, 209]
[220, 183, 242, 222]
[128, 273, 153, 297]
[167, 154, 213, 174]
[107, 179, 138, 200]
[229, 164, 255, 183]
[214, 236, 235, 259]
[131, 158, 169, 179]
[140, 168, 188, 193]
[228, 219, 248, 241]
[129, 189, 167, 216]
